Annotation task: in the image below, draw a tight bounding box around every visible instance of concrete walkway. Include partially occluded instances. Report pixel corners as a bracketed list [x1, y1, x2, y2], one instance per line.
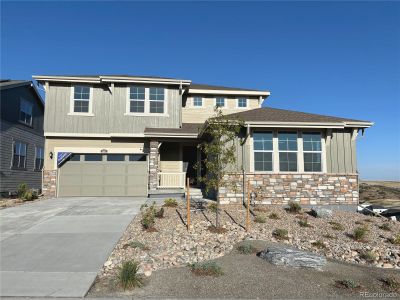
[0, 197, 144, 297]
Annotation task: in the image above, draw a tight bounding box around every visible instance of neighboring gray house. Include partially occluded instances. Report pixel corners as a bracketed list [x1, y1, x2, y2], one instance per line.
[0, 80, 45, 195]
[33, 75, 372, 208]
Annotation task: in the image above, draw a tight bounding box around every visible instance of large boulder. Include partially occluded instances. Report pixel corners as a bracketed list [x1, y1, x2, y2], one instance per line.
[311, 207, 333, 218]
[259, 246, 327, 270]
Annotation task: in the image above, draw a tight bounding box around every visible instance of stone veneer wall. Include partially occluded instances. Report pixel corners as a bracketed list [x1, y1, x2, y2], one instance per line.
[148, 140, 159, 191]
[219, 173, 358, 205]
[42, 170, 57, 198]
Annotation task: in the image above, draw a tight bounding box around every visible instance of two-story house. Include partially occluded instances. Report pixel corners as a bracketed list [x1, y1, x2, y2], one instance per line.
[33, 75, 372, 209]
[0, 80, 45, 196]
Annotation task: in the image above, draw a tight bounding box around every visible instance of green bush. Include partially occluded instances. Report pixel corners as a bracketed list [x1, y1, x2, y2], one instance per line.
[329, 221, 345, 231]
[380, 276, 400, 291]
[359, 251, 376, 262]
[254, 215, 266, 223]
[163, 198, 178, 207]
[141, 205, 156, 230]
[155, 207, 164, 218]
[17, 183, 28, 198]
[353, 226, 368, 241]
[118, 260, 142, 290]
[379, 223, 391, 231]
[272, 228, 288, 240]
[189, 261, 223, 276]
[22, 190, 38, 201]
[269, 213, 280, 220]
[336, 279, 359, 289]
[237, 242, 257, 254]
[287, 201, 301, 213]
[208, 202, 218, 213]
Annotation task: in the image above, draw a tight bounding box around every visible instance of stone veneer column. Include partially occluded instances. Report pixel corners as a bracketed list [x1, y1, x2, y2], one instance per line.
[42, 169, 57, 198]
[149, 140, 159, 191]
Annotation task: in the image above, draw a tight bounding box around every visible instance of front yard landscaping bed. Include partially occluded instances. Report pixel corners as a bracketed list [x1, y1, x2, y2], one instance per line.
[93, 202, 400, 295]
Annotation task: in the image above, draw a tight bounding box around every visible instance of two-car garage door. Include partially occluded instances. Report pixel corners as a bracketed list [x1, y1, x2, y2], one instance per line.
[58, 154, 148, 197]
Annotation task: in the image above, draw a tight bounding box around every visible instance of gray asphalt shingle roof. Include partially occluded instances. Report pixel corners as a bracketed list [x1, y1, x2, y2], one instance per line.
[0, 80, 30, 88]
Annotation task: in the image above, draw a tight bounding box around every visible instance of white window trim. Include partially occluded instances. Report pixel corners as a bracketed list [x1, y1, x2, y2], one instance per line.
[214, 97, 226, 108]
[250, 129, 327, 174]
[125, 86, 169, 116]
[69, 85, 94, 116]
[253, 131, 274, 172]
[236, 97, 248, 109]
[192, 96, 204, 108]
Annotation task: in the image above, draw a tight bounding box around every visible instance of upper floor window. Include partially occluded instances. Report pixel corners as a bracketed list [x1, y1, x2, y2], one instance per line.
[35, 146, 44, 171]
[129, 86, 145, 113]
[253, 132, 273, 171]
[278, 132, 298, 172]
[193, 97, 203, 107]
[149, 87, 165, 113]
[19, 99, 33, 126]
[238, 98, 247, 108]
[215, 97, 225, 107]
[73, 85, 91, 113]
[303, 132, 322, 172]
[12, 141, 27, 169]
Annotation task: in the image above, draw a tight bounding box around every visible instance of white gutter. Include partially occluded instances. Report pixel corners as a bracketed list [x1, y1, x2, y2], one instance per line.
[188, 88, 270, 97]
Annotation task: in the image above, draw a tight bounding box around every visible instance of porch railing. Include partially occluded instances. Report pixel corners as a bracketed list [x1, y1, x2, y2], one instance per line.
[158, 172, 186, 188]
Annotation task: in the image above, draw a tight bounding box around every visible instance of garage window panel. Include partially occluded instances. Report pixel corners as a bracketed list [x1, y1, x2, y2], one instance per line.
[107, 154, 125, 161]
[129, 154, 146, 161]
[84, 154, 102, 161]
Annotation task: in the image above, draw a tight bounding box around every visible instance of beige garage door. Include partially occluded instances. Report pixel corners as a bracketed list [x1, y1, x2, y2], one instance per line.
[58, 154, 148, 197]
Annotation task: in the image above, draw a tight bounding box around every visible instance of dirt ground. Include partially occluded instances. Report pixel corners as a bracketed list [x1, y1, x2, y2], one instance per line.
[360, 181, 400, 207]
[87, 240, 400, 299]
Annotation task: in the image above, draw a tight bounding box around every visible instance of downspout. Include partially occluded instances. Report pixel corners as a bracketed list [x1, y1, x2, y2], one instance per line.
[240, 124, 251, 205]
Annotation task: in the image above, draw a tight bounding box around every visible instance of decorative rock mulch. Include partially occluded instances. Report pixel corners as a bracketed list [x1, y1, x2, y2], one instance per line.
[99, 204, 400, 280]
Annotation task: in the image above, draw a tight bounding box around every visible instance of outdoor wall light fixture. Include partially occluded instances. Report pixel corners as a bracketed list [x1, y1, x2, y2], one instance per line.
[49, 152, 53, 159]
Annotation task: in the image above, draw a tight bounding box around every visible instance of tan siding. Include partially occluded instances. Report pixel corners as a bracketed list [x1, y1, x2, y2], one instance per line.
[44, 83, 181, 135]
[182, 96, 260, 123]
[326, 129, 357, 174]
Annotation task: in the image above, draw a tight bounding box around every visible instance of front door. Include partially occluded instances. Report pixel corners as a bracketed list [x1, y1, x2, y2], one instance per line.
[182, 146, 198, 185]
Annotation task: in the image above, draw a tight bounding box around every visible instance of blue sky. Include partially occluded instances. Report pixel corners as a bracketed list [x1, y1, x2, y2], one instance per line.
[1, 1, 399, 180]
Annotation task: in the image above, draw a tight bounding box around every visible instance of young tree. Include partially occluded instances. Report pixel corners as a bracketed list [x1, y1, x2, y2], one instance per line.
[195, 108, 244, 228]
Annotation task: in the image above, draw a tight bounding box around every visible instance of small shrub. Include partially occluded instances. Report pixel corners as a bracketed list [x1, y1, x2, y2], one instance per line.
[329, 221, 345, 231]
[140, 203, 148, 211]
[163, 198, 178, 207]
[189, 261, 223, 276]
[208, 202, 218, 213]
[254, 215, 266, 223]
[298, 216, 311, 227]
[155, 207, 164, 218]
[17, 183, 28, 198]
[311, 240, 326, 249]
[359, 250, 376, 262]
[380, 276, 400, 292]
[22, 190, 38, 201]
[335, 279, 360, 289]
[353, 226, 368, 241]
[128, 240, 149, 250]
[287, 201, 301, 213]
[118, 260, 142, 290]
[208, 225, 227, 234]
[389, 234, 400, 245]
[378, 223, 391, 231]
[237, 242, 257, 254]
[141, 205, 156, 230]
[272, 228, 288, 240]
[269, 213, 280, 220]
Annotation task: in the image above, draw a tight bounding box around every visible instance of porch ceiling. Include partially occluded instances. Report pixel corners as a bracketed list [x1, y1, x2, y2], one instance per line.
[144, 123, 203, 138]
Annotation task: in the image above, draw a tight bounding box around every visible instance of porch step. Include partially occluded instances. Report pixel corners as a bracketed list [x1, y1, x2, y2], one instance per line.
[186, 187, 204, 200]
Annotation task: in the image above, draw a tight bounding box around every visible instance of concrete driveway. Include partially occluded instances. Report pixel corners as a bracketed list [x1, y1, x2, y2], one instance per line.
[0, 197, 144, 297]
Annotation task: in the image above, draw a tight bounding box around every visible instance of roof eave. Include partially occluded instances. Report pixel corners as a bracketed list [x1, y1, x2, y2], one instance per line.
[244, 121, 373, 129]
[188, 88, 270, 97]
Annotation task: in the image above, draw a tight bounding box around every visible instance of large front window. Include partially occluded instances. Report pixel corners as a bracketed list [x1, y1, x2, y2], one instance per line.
[278, 132, 298, 172]
[253, 132, 273, 171]
[12, 141, 27, 169]
[303, 132, 322, 172]
[73, 85, 90, 113]
[128, 86, 166, 114]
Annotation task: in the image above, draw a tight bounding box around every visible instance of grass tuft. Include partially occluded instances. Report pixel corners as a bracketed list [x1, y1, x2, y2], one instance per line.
[237, 242, 257, 255]
[254, 215, 266, 223]
[380, 276, 400, 292]
[335, 279, 360, 290]
[389, 234, 400, 245]
[272, 228, 289, 240]
[311, 240, 326, 249]
[359, 250, 376, 262]
[298, 216, 311, 227]
[189, 261, 223, 276]
[163, 198, 178, 207]
[352, 226, 369, 241]
[378, 223, 391, 231]
[287, 201, 301, 213]
[329, 221, 345, 231]
[118, 260, 142, 290]
[269, 212, 280, 220]
[208, 202, 218, 213]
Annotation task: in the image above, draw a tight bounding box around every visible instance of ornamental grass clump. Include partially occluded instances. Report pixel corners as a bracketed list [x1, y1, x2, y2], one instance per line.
[311, 240, 326, 249]
[287, 201, 301, 214]
[254, 215, 266, 223]
[335, 279, 360, 290]
[237, 242, 257, 255]
[272, 228, 288, 240]
[359, 250, 376, 263]
[118, 260, 142, 290]
[329, 221, 345, 231]
[380, 276, 400, 292]
[298, 216, 311, 228]
[163, 198, 178, 207]
[128, 240, 149, 250]
[189, 261, 223, 276]
[352, 226, 369, 242]
[378, 223, 391, 231]
[269, 212, 280, 220]
[390, 234, 400, 245]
